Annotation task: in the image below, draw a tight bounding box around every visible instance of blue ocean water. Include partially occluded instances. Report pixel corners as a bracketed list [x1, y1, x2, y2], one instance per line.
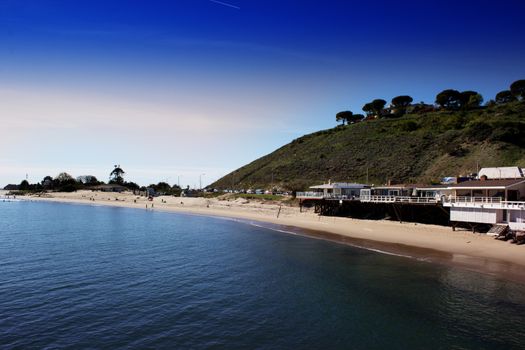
[1, 201, 525, 349]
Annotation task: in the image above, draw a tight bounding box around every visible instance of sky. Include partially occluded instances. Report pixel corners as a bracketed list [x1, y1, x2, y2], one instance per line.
[1, 0, 525, 188]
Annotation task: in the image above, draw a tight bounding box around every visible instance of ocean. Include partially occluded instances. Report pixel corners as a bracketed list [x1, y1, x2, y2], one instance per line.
[1, 201, 525, 349]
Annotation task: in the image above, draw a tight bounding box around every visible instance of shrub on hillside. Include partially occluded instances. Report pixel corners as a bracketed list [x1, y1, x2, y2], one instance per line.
[465, 121, 492, 141]
[398, 120, 419, 132]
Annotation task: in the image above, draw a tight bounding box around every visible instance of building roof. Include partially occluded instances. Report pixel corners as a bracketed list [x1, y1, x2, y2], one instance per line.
[309, 182, 369, 190]
[372, 184, 415, 190]
[447, 179, 525, 189]
[478, 167, 523, 179]
[415, 184, 449, 190]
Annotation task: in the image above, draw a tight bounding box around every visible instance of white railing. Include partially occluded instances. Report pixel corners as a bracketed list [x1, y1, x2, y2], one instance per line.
[501, 201, 525, 209]
[443, 197, 525, 210]
[444, 196, 502, 204]
[295, 192, 359, 200]
[296, 192, 324, 199]
[360, 195, 438, 204]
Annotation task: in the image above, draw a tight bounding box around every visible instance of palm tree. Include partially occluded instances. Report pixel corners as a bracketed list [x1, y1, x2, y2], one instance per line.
[110, 165, 125, 184]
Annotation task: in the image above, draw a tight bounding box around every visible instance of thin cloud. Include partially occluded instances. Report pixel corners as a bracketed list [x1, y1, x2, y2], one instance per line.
[209, 0, 240, 10]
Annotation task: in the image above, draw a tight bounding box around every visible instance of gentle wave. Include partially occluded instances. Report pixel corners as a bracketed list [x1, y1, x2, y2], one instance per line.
[244, 220, 428, 261]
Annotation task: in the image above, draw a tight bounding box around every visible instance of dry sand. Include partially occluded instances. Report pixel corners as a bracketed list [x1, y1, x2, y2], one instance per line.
[25, 190, 525, 283]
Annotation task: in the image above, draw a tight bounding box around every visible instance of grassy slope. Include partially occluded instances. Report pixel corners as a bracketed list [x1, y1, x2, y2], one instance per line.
[211, 102, 525, 190]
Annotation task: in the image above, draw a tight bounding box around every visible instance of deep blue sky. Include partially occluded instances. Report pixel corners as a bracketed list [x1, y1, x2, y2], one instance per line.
[1, 0, 524, 186]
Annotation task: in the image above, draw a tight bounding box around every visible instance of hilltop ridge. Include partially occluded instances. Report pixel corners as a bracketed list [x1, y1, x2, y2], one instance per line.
[211, 101, 525, 191]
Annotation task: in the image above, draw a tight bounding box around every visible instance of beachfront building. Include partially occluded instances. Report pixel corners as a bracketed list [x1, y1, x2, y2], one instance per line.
[296, 182, 369, 200]
[360, 184, 450, 204]
[415, 185, 451, 199]
[443, 167, 525, 233]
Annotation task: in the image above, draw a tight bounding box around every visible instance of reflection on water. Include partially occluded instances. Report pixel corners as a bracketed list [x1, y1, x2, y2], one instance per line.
[1, 201, 524, 349]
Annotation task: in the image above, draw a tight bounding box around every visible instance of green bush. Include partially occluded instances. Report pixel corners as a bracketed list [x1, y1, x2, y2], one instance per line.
[398, 120, 419, 132]
[466, 121, 492, 141]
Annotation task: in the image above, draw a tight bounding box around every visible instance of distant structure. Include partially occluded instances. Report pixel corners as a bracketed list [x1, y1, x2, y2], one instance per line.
[478, 166, 523, 180]
[444, 167, 525, 234]
[296, 166, 525, 235]
[92, 184, 127, 193]
[303, 182, 370, 199]
[76, 175, 97, 184]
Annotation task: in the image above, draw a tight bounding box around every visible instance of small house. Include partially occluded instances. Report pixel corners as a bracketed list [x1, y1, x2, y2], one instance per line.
[444, 178, 525, 232]
[297, 182, 369, 200]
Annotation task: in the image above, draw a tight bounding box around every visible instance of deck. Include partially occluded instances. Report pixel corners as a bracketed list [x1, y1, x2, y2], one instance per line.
[443, 196, 525, 210]
[296, 192, 439, 205]
[360, 195, 438, 204]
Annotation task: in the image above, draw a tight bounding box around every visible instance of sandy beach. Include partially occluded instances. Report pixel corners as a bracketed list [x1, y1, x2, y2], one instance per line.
[23, 190, 525, 283]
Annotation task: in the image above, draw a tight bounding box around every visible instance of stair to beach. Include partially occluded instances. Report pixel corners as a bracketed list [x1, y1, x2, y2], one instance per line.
[487, 224, 509, 237]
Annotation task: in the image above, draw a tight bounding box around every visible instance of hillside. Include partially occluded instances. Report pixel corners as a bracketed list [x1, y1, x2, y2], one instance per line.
[211, 102, 525, 191]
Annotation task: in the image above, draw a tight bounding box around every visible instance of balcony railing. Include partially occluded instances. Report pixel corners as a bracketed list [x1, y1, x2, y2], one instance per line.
[501, 201, 525, 209]
[295, 192, 359, 200]
[360, 195, 438, 204]
[443, 196, 502, 204]
[443, 197, 525, 209]
[296, 192, 324, 199]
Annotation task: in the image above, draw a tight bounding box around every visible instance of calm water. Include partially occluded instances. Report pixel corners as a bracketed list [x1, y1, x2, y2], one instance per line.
[1, 201, 525, 349]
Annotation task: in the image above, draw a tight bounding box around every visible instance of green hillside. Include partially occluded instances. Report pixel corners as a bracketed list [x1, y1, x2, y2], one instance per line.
[211, 101, 525, 191]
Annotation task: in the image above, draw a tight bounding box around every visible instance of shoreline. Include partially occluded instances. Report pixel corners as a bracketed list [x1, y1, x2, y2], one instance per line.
[20, 191, 525, 284]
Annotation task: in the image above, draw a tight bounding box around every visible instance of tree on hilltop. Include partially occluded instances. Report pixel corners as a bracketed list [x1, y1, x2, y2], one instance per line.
[510, 79, 525, 100]
[371, 99, 387, 116]
[435, 89, 461, 109]
[351, 114, 365, 123]
[336, 111, 353, 125]
[362, 102, 374, 117]
[495, 90, 517, 104]
[391, 95, 413, 108]
[458, 91, 483, 109]
[363, 99, 386, 118]
[391, 95, 413, 116]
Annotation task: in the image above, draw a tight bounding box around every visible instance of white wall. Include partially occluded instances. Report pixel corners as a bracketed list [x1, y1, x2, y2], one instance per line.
[450, 207, 498, 224]
[509, 210, 525, 224]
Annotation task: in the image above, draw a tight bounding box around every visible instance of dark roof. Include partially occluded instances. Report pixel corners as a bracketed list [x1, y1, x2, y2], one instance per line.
[372, 184, 415, 189]
[448, 178, 525, 189]
[415, 184, 448, 189]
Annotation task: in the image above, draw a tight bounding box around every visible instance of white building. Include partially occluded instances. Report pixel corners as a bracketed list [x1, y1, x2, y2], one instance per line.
[359, 184, 451, 204]
[443, 178, 525, 232]
[296, 182, 369, 200]
[478, 166, 523, 180]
